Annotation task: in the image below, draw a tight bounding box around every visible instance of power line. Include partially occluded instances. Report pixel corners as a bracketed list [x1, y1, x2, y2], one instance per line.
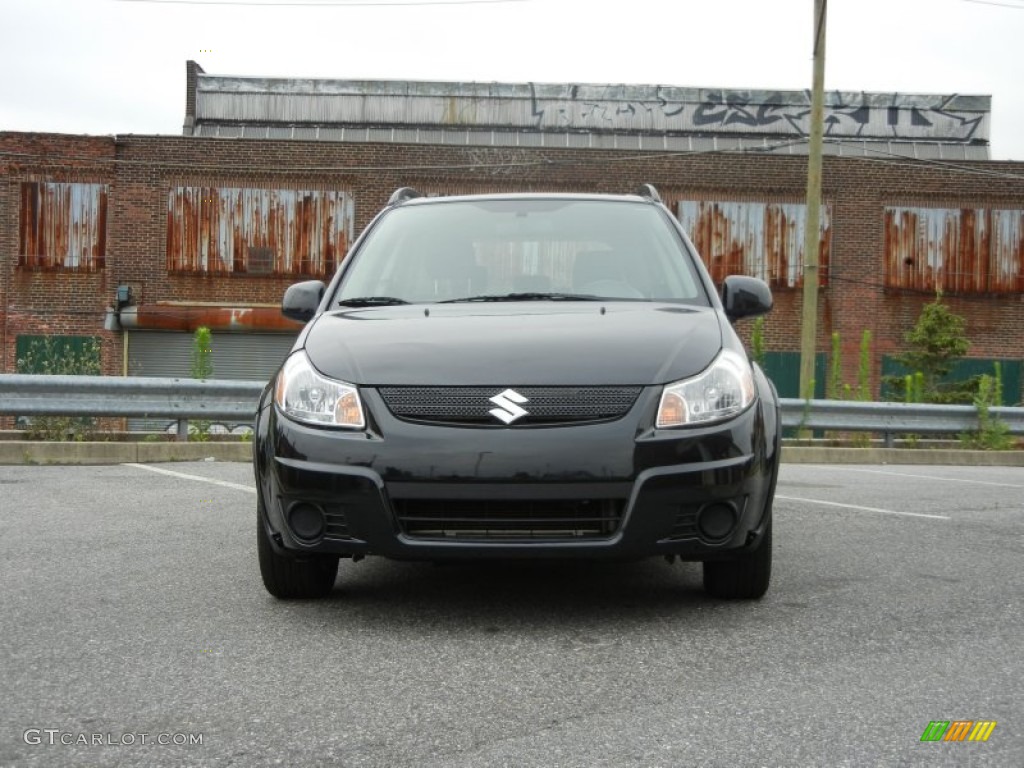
[2, 136, 1022, 180]
[0, 147, 551, 173]
[846, 143, 1024, 181]
[115, 0, 527, 6]
[962, 0, 1024, 9]
[0, 139, 803, 174]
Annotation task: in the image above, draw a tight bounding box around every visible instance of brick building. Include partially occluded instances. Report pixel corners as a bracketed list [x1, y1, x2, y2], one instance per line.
[1, 62, 1022, 417]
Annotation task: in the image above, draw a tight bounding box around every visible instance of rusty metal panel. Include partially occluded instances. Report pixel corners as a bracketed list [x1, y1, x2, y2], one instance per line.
[166, 187, 353, 275]
[677, 200, 830, 288]
[884, 207, 1024, 294]
[120, 305, 303, 332]
[19, 182, 108, 269]
[990, 209, 1024, 293]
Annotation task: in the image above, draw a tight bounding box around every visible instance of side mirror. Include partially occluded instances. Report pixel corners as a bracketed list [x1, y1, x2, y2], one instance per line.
[282, 280, 326, 322]
[722, 275, 773, 321]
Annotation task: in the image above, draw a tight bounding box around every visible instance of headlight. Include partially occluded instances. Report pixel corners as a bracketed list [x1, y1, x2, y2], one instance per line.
[656, 349, 755, 428]
[274, 352, 365, 429]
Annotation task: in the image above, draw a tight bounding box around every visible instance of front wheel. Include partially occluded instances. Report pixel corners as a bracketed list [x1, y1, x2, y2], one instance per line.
[257, 495, 339, 599]
[702, 516, 772, 599]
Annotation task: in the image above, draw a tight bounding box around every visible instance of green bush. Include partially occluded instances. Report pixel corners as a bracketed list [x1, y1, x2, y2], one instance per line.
[750, 316, 766, 369]
[961, 364, 1013, 450]
[884, 296, 975, 404]
[189, 327, 213, 442]
[16, 336, 102, 441]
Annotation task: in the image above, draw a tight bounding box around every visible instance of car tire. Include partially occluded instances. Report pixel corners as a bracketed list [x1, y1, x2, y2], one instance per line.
[257, 494, 339, 599]
[702, 514, 772, 600]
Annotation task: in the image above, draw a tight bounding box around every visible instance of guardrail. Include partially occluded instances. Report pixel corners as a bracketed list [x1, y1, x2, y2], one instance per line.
[780, 398, 1024, 446]
[0, 374, 264, 441]
[0, 374, 1022, 445]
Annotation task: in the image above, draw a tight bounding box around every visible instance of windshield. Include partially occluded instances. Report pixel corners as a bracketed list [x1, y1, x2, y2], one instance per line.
[335, 199, 710, 306]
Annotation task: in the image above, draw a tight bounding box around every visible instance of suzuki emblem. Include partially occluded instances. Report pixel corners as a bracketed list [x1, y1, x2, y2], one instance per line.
[488, 388, 530, 424]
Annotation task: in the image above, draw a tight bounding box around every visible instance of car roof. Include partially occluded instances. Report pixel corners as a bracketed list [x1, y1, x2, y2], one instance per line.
[393, 191, 655, 207]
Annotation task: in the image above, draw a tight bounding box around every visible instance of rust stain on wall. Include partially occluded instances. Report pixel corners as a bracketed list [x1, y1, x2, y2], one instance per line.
[166, 187, 353, 276]
[19, 182, 108, 269]
[121, 304, 302, 332]
[885, 207, 1024, 294]
[677, 200, 830, 288]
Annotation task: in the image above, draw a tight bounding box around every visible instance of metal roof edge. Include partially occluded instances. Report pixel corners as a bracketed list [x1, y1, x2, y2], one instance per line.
[193, 75, 991, 110]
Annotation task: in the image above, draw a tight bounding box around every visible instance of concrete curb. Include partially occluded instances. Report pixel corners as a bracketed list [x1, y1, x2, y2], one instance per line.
[0, 441, 1022, 466]
[780, 446, 1024, 466]
[0, 441, 251, 465]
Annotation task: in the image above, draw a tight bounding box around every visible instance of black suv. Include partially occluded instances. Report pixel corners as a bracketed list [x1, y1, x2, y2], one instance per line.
[254, 186, 779, 599]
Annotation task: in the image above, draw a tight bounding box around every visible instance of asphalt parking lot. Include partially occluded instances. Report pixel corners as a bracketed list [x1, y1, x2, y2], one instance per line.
[1, 461, 1021, 767]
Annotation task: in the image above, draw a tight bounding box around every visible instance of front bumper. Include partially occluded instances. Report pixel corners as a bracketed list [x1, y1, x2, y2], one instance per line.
[254, 387, 777, 561]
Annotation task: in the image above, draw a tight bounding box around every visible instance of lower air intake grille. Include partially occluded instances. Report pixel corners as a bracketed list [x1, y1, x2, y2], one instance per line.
[667, 507, 698, 540]
[393, 498, 625, 540]
[377, 386, 642, 426]
[324, 508, 352, 541]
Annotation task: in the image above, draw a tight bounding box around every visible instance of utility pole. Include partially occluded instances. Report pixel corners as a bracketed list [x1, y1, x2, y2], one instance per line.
[799, 0, 827, 402]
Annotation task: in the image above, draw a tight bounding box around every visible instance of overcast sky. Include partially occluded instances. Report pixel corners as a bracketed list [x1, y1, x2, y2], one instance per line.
[2, 0, 1023, 160]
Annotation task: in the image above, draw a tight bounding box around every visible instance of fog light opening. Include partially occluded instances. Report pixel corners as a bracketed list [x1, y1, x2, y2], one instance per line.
[287, 502, 326, 543]
[696, 502, 737, 543]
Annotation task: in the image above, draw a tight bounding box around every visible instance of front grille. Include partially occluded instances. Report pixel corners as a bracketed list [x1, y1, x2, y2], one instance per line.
[377, 386, 642, 426]
[393, 498, 625, 540]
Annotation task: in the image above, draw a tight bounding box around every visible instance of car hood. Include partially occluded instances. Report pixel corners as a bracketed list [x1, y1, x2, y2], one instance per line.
[302, 303, 723, 386]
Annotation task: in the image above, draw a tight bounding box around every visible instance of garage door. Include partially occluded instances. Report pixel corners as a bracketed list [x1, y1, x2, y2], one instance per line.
[127, 331, 297, 432]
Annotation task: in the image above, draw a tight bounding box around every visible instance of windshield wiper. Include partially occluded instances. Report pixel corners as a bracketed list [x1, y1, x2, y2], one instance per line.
[440, 292, 602, 303]
[337, 296, 410, 307]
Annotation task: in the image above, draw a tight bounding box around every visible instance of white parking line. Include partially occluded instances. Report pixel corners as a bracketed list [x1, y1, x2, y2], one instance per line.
[125, 463, 256, 494]
[776, 494, 951, 521]
[807, 466, 1024, 490]
[122, 463, 956, 520]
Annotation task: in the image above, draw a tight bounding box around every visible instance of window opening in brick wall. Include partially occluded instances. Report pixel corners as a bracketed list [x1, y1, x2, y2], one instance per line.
[676, 200, 831, 288]
[884, 207, 1024, 294]
[19, 182, 108, 270]
[166, 187, 354, 276]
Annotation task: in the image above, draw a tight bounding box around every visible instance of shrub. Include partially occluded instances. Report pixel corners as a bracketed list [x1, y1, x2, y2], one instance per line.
[16, 337, 101, 441]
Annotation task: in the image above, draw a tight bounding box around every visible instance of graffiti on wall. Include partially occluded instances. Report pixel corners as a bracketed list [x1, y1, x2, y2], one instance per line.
[528, 86, 986, 143]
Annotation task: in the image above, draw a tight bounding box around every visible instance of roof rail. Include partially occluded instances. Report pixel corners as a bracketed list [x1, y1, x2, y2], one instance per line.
[635, 183, 662, 203]
[387, 187, 422, 206]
